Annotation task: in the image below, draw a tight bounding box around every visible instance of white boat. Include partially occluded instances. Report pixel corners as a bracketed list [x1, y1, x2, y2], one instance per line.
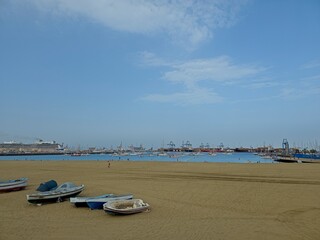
[0, 177, 28, 192]
[157, 153, 167, 156]
[103, 199, 150, 215]
[208, 152, 217, 156]
[27, 182, 84, 204]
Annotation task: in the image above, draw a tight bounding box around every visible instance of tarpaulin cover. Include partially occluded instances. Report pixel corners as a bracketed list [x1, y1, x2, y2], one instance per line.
[36, 180, 58, 192]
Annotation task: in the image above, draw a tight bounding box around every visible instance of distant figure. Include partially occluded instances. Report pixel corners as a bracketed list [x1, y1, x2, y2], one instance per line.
[108, 161, 110, 168]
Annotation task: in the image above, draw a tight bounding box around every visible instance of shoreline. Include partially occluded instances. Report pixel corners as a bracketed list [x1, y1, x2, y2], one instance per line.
[1, 161, 320, 240]
[0, 152, 274, 164]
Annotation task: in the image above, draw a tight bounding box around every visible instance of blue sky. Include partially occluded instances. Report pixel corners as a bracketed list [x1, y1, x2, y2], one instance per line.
[1, 0, 319, 149]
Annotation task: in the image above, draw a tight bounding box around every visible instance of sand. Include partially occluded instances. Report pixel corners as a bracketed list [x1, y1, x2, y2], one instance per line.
[1, 160, 320, 240]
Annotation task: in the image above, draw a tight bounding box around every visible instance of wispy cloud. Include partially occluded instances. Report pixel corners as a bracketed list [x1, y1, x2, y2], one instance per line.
[301, 60, 320, 69]
[291, 60, 320, 99]
[278, 88, 318, 101]
[163, 56, 265, 86]
[143, 87, 223, 106]
[139, 51, 172, 67]
[24, 0, 248, 48]
[278, 81, 320, 100]
[306, 75, 320, 82]
[245, 78, 280, 89]
[140, 53, 266, 105]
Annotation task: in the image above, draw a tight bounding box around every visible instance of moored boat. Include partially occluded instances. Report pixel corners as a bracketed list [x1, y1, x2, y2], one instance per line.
[275, 154, 320, 163]
[103, 199, 150, 215]
[0, 177, 28, 192]
[86, 194, 133, 210]
[27, 182, 84, 204]
[293, 153, 320, 163]
[70, 194, 116, 207]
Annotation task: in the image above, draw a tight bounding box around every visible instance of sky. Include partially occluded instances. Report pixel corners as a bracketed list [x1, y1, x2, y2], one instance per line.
[0, 0, 320, 150]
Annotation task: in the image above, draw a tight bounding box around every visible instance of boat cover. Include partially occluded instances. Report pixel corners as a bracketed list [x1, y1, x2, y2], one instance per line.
[36, 180, 58, 192]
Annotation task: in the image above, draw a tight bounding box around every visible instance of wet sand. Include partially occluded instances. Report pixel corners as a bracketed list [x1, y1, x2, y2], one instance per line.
[1, 160, 320, 240]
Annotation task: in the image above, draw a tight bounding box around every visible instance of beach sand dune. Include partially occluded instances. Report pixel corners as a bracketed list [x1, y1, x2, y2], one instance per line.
[1, 161, 320, 240]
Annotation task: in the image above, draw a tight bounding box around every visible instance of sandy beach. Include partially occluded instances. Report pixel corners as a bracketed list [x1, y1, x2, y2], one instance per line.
[1, 160, 320, 240]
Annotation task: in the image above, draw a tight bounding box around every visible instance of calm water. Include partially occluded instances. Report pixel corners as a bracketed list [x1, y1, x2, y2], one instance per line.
[0, 152, 274, 163]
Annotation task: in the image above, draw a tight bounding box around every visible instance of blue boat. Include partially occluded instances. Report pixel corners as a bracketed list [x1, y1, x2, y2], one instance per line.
[70, 194, 115, 207]
[86, 194, 133, 210]
[293, 153, 320, 163]
[276, 153, 320, 163]
[294, 153, 320, 160]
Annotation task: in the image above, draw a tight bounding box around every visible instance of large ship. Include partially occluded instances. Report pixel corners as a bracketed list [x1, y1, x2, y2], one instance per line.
[0, 139, 64, 155]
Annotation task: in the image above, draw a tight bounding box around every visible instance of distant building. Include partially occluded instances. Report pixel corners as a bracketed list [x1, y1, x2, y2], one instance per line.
[128, 144, 145, 152]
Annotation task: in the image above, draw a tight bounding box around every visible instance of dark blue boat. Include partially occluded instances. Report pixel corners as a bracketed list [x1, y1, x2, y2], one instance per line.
[294, 153, 320, 160]
[86, 194, 133, 210]
[70, 194, 115, 207]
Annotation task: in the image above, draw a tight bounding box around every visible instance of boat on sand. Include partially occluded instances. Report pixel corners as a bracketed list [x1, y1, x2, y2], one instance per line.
[27, 182, 84, 204]
[70, 194, 117, 207]
[86, 194, 134, 210]
[103, 199, 150, 215]
[0, 178, 28, 192]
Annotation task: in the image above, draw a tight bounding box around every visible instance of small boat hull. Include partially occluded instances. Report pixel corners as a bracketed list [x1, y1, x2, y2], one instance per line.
[103, 199, 150, 215]
[86, 201, 105, 210]
[27, 190, 83, 204]
[0, 178, 28, 192]
[73, 201, 88, 208]
[86, 194, 133, 210]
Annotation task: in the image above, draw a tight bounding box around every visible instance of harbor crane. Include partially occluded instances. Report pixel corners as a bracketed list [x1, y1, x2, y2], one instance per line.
[282, 139, 290, 155]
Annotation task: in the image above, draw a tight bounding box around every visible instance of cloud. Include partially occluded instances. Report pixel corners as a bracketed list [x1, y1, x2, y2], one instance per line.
[285, 61, 320, 99]
[246, 78, 281, 89]
[301, 60, 320, 69]
[142, 87, 223, 106]
[139, 51, 172, 67]
[163, 56, 265, 86]
[302, 74, 320, 81]
[141, 53, 266, 105]
[278, 83, 320, 101]
[24, 0, 248, 48]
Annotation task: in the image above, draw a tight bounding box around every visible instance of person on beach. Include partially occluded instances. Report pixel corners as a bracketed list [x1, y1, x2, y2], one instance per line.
[107, 161, 110, 168]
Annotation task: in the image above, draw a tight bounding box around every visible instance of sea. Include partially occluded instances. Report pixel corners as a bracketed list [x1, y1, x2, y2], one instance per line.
[0, 152, 275, 163]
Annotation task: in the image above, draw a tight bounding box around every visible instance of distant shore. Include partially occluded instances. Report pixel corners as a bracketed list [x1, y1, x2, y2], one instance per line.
[1, 160, 320, 240]
[0, 152, 273, 163]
